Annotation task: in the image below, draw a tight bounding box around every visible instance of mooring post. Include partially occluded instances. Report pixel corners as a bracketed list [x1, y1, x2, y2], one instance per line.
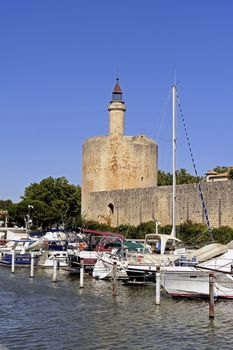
[52, 255, 57, 283]
[11, 249, 15, 274]
[156, 266, 161, 305]
[112, 261, 117, 296]
[209, 273, 215, 319]
[30, 252, 34, 278]
[80, 259, 84, 288]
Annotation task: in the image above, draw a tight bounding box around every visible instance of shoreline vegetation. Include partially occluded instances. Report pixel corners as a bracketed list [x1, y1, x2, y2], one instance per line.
[83, 220, 233, 248]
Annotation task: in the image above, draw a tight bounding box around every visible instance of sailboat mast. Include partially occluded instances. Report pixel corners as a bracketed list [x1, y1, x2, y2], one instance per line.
[171, 85, 176, 237]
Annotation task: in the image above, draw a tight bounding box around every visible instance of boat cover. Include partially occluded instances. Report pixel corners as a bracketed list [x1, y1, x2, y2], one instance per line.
[186, 243, 228, 263]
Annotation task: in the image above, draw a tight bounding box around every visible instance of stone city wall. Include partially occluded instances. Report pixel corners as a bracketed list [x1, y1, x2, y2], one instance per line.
[86, 180, 233, 228]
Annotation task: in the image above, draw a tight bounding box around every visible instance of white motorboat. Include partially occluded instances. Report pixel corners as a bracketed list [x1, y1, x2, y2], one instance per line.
[35, 231, 69, 268]
[92, 250, 128, 280]
[160, 245, 233, 298]
[92, 240, 148, 280]
[125, 233, 193, 284]
[37, 250, 68, 268]
[161, 266, 233, 299]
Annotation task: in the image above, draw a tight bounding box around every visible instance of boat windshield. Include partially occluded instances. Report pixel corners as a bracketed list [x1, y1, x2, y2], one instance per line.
[164, 239, 184, 253]
[144, 234, 184, 255]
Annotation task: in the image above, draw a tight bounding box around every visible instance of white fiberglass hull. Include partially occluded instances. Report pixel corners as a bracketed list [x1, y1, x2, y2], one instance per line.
[37, 251, 68, 268]
[93, 254, 128, 280]
[161, 266, 233, 299]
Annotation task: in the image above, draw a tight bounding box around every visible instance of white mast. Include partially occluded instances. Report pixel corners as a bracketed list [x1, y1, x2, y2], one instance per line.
[171, 85, 176, 237]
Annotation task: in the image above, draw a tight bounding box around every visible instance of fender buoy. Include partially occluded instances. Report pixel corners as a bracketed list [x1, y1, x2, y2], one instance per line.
[79, 243, 86, 250]
[43, 240, 49, 250]
[137, 255, 143, 263]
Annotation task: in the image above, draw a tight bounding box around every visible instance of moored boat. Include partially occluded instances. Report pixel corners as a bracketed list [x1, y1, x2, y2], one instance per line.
[161, 244, 233, 299]
[92, 241, 144, 280]
[125, 233, 191, 284]
[161, 265, 233, 299]
[0, 252, 38, 267]
[67, 229, 125, 273]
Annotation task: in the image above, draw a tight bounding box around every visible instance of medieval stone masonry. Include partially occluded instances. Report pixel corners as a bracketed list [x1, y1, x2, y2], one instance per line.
[82, 79, 158, 217]
[87, 181, 233, 228]
[82, 80, 233, 228]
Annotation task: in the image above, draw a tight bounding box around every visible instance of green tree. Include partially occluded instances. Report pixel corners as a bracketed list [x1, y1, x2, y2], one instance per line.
[176, 168, 202, 185]
[213, 166, 228, 173]
[8, 199, 47, 228]
[158, 168, 202, 186]
[157, 170, 172, 186]
[0, 199, 13, 210]
[228, 169, 233, 180]
[10, 177, 82, 230]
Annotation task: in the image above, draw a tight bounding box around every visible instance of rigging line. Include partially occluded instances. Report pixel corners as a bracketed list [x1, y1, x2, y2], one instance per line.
[176, 90, 213, 239]
[155, 89, 171, 142]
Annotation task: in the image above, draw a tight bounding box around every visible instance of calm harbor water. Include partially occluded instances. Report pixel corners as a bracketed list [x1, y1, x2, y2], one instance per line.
[0, 267, 233, 350]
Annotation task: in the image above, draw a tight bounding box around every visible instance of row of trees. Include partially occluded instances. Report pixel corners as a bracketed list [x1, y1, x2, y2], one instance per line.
[158, 166, 233, 186]
[158, 168, 203, 186]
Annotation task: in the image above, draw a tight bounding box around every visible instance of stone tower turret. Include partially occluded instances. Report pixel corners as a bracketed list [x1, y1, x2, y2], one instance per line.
[108, 79, 126, 136]
[82, 79, 158, 225]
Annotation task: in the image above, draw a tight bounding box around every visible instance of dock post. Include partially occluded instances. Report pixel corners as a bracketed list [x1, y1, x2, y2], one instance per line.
[156, 266, 161, 305]
[209, 273, 215, 319]
[11, 249, 15, 274]
[52, 256, 57, 283]
[80, 259, 84, 288]
[112, 262, 117, 296]
[30, 252, 34, 278]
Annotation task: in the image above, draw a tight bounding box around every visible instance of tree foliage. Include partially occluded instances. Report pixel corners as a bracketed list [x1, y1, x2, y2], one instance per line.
[158, 168, 202, 186]
[8, 177, 82, 230]
[157, 170, 172, 186]
[0, 200, 13, 210]
[213, 166, 228, 173]
[85, 220, 233, 247]
[228, 169, 233, 180]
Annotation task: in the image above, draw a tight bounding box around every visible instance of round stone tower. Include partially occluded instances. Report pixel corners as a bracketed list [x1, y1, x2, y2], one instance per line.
[82, 79, 158, 222]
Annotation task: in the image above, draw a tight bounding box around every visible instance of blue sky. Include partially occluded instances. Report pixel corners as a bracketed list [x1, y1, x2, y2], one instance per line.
[1, 0, 233, 202]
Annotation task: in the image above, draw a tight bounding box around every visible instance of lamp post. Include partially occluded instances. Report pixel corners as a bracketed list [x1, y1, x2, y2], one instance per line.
[26, 205, 33, 233]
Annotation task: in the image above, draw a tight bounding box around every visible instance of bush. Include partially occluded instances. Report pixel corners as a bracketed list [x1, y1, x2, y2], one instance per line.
[177, 221, 209, 246]
[84, 220, 233, 247]
[212, 226, 233, 244]
[85, 221, 114, 232]
[115, 224, 137, 238]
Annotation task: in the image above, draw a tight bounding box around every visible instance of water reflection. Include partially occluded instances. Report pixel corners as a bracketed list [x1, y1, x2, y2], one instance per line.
[0, 267, 233, 349]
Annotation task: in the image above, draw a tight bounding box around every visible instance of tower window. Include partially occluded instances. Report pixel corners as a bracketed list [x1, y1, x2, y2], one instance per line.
[141, 177, 144, 181]
[112, 92, 122, 101]
[108, 203, 114, 214]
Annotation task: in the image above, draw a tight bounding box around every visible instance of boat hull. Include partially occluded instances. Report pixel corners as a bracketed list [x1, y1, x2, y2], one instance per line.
[0, 253, 36, 267]
[161, 268, 233, 299]
[93, 256, 128, 280]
